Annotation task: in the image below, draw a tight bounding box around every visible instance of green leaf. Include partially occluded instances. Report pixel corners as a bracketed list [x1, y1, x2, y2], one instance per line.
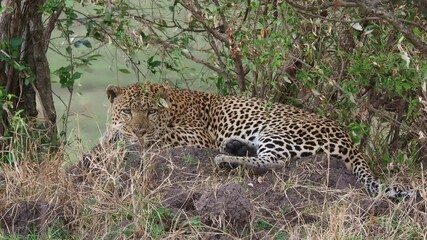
[119, 68, 131, 74]
[63, 29, 74, 36]
[24, 75, 35, 85]
[402, 81, 412, 91]
[140, 32, 150, 42]
[256, 219, 273, 231]
[13, 64, 27, 71]
[9, 38, 23, 50]
[71, 72, 82, 81]
[147, 56, 162, 74]
[74, 39, 92, 48]
[104, 12, 112, 24]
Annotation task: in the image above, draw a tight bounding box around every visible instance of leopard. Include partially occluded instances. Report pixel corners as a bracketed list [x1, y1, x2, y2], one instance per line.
[105, 82, 411, 200]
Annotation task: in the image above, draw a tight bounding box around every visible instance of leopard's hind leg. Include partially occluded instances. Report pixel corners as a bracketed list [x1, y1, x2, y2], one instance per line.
[219, 137, 258, 157]
[215, 135, 289, 171]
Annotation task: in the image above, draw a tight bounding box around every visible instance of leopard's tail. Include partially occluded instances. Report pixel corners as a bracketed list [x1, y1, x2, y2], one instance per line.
[350, 150, 413, 200]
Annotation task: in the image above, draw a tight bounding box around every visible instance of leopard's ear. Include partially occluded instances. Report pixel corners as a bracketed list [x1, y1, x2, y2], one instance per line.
[157, 86, 171, 109]
[106, 85, 122, 103]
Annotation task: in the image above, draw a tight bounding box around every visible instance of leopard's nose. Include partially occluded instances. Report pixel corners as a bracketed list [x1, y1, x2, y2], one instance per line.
[138, 129, 147, 136]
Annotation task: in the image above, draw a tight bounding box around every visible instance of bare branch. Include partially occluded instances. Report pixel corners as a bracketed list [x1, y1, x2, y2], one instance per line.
[154, 39, 225, 76]
[284, 0, 357, 11]
[206, 33, 227, 72]
[43, 2, 64, 52]
[286, 0, 427, 57]
[179, 1, 228, 43]
[356, 0, 427, 57]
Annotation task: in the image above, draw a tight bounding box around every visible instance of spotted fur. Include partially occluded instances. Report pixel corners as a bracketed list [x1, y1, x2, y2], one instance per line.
[106, 82, 410, 199]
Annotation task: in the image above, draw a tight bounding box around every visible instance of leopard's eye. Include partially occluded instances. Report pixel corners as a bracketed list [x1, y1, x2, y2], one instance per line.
[148, 108, 157, 115]
[122, 109, 132, 115]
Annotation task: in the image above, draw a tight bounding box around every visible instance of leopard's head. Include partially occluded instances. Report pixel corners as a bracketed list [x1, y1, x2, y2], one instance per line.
[106, 83, 171, 146]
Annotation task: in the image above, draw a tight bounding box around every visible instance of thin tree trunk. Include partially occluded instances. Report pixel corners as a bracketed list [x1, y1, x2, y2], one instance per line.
[0, 0, 63, 142]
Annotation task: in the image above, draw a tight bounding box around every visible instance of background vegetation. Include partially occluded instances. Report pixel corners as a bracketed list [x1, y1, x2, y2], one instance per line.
[0, 0, 426, 238]
[1, 0, 426, 165]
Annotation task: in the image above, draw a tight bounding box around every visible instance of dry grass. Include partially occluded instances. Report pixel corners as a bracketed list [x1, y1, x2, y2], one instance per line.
[0, 133, 426, 239]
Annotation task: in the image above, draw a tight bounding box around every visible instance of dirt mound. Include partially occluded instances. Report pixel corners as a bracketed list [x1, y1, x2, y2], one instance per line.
[195, 183, 252, 235]
[0, 200, 64, 236]
[136, 147, 413, 237]
[67, 142, 143, 194]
